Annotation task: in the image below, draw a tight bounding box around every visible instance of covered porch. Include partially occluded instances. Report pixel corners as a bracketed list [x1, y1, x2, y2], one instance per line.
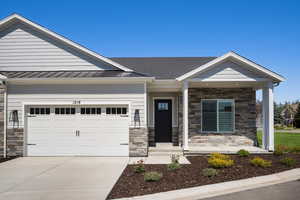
[146, 52, 283, 154]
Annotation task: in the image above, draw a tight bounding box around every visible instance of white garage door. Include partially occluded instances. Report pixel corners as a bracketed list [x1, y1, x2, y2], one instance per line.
[26, 105, 129, 156]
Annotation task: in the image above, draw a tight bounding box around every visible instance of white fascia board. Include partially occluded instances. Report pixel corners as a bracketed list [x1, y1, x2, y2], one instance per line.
[0, 14, 133, 72]
[6, 77, 155, 84]
[176, 51, 285, 82]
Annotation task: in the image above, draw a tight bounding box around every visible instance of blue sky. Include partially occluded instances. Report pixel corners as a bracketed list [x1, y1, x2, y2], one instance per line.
[0, 0, 299, 103]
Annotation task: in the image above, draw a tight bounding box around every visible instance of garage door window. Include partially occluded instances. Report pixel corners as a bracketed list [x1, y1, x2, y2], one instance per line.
[30, 107, 50, 115]
[106, 107, 127, 115]
[81, 107, 101, 115]
[55, 107, 75, 115]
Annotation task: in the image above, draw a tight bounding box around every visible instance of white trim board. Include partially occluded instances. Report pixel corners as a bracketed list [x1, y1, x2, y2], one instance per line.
[0, 14, 133, 72]
[176, 51, 285, 82]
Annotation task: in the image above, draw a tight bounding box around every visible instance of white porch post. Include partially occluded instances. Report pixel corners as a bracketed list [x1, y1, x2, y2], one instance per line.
[262, 82, 274, 151]
[144, 82, 147, 127]
[182, 81, 189, 150]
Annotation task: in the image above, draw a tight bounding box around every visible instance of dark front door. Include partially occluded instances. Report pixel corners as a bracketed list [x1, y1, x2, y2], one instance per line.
[155, 99, 172, 142]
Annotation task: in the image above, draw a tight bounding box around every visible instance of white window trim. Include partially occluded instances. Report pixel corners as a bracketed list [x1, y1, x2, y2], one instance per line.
[201, 99, 235, 133]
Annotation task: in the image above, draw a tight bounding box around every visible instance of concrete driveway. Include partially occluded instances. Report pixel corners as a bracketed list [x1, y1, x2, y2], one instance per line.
[0, 157, 128, 200]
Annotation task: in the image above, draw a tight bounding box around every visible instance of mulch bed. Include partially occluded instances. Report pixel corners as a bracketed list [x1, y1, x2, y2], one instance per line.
[107, 153, 300, 199]
[0, 156, 18, 164]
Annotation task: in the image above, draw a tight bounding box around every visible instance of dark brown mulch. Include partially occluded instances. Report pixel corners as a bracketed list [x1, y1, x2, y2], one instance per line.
[0, 156, 18, 164]
[107, 153, 300, 199]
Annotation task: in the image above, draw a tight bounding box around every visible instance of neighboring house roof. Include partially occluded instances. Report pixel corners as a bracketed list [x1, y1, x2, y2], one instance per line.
[176, 51, 285, 82]
[0, 71, 149, 79]
[0, 14, 133, 72]
[110, 57, 216, 79]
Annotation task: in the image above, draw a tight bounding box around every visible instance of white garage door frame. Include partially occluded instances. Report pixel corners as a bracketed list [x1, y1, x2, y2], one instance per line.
[22, 100, 132, 156]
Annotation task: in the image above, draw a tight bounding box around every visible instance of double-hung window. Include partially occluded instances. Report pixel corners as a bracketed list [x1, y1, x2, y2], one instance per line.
[201, 99, 234, 132]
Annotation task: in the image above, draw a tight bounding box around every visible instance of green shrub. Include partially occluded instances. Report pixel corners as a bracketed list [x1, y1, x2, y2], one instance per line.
[289, 146, 300, 153]
[202, 168, 218, 177]
[237, 149, 250, 157]
[280, 157, 296, 167]
[250, 157, 272, 168]
[274, 149, 284, 156]
[274, 124, 286, 130]
[144, 171, 163, 182]
[167, 162, 181, 171]
[170, 154, 180, 163]
[134, 159, 145, 173]
[210, 152, 231, 160]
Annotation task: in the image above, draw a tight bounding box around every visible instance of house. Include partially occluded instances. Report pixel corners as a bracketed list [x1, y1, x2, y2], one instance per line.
[0, 14, 285, 157]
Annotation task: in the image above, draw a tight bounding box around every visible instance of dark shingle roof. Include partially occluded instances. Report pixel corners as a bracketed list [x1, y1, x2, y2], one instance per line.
[110, 57, 217, 79]
[0, 70, 149, 79]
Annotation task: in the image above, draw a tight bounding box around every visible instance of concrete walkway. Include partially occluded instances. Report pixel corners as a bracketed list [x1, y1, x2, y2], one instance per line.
[0, 157, 128, 200]
[129, 156, 190, 164]
[186, 145, 268, 154]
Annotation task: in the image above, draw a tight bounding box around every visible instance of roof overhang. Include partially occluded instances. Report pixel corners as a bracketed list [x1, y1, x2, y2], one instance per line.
[176, 51, 285, 82]
[0, 14, 134, 72]
[6, 76, 155, 85]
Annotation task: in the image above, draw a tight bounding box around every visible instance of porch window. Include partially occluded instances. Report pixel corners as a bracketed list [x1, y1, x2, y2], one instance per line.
[201, 99, 234, 132]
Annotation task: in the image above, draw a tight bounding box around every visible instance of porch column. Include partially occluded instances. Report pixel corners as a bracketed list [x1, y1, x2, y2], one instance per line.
[182, 81, 189, 150]
[262, 82, 274, 151]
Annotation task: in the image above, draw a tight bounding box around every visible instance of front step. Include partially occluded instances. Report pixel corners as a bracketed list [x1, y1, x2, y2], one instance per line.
[148, 143, 183, 156]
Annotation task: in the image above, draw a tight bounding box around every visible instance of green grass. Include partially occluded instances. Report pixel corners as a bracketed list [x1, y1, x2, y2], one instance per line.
[257, 130, 300, 148]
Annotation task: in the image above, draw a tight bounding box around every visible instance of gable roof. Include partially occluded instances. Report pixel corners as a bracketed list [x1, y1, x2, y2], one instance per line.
[110, 57, 216, 79]
[0, 14, 133, 72]
[176, 51, 285, 82]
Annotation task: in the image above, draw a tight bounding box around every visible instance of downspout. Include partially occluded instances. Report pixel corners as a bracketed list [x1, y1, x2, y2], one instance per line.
[2, 81, 7, 158]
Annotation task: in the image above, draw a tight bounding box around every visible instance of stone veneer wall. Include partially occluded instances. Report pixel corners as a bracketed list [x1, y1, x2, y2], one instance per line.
[188, 88, 257, 144]
[129, 127, 148, 156]
[0, 85, 25, 157]
[7, 128, 24, 156]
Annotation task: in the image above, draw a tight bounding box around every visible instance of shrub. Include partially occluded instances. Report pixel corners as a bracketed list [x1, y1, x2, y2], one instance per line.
[170, 154, 180, 163]
[208, 157, 234, 168]
[144, 171, 163, 182]
[133, 159, 145, 173]
[202, 168, 218, 177]
[167, 162, 181, 171]
[250, 157, 272, 168]
[210, 152, 231, 160]
[237, 149, 250, 157]
[208, 153, 234, 168]
[280, 157, 296, 167]
[274, 149, 284, 156]
[289, 146, 300, 153]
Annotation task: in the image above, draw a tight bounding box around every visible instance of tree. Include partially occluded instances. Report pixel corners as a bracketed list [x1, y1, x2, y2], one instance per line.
[294, 104, 300, 128]
[274, 103, 284, 125]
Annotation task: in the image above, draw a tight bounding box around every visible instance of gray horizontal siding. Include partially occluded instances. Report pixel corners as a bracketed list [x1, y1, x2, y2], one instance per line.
[0, 22, 116, 71]
[7, 84, 145, 128]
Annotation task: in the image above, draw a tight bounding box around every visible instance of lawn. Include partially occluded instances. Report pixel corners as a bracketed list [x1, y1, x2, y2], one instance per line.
[257, 130, 300, 148]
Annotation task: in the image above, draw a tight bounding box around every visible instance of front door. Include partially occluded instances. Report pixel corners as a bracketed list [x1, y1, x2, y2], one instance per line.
[154, 99, 172, 142]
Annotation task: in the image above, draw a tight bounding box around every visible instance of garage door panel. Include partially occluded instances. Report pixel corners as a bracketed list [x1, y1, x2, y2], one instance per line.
[26, 105, 129, 156]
